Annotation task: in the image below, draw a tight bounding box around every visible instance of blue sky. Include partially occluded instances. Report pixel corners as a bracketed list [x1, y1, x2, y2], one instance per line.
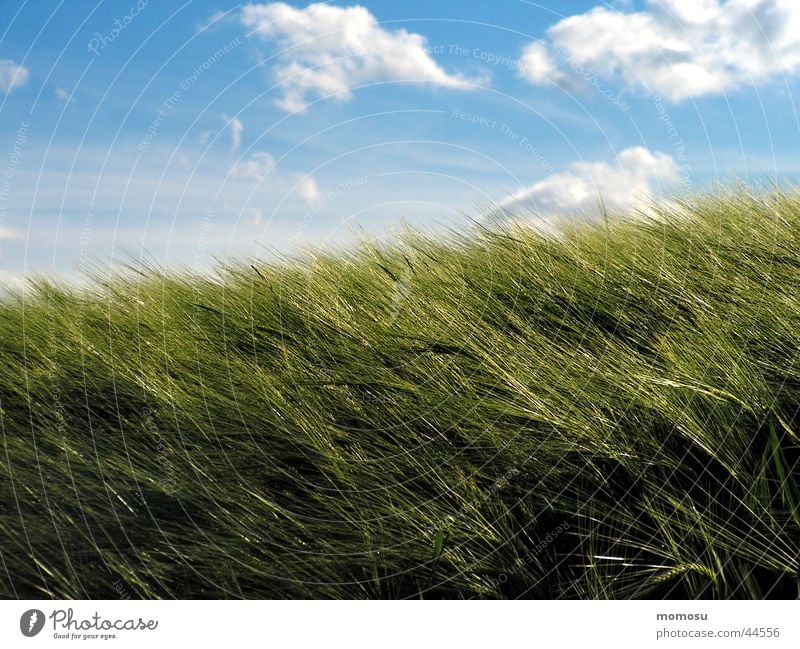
[1, 0, 800, 283]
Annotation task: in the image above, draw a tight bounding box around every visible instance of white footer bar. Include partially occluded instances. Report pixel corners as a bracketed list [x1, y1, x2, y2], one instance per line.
[1, 600, 796, 648]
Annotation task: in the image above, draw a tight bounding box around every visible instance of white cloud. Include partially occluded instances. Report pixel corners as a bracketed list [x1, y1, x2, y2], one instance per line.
[0, 60, 29, 94]
[245, 207, 266, 225]
[55, 87, 72, 103]
[224, 115, 244, 156]
[196, 129, 215, 145]
[196, 10, 229, 34]
[226, 152, 319, 208]
[240, 2, 476, 112]
[295, 176, 321, 205]
[499, 147, 678, 221]
[0, 227, 24, 242]
[520, 0, 800, 101]
[0, 269, 27, 292]
[518, 43, 577, 89]
[229, 151, 276, 182]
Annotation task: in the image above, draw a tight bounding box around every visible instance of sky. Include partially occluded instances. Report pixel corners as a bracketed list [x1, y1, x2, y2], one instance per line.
[1, 0, 800, 284]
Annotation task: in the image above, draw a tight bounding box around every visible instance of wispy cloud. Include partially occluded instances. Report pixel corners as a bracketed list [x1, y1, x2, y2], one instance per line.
[0, 227, 24, 243]
[240, 2, 478, 112]
[0, 60, 29, 94]
[229, 151, 275, 182]
[55, 87, 73, 103]
[295, 176, 321, 205]
[223, 115, 244, 157]
[228, 151, 321, 207]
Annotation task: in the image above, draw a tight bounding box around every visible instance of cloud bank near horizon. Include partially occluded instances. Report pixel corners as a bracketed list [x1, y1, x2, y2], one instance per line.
[498, 147, 679, 222]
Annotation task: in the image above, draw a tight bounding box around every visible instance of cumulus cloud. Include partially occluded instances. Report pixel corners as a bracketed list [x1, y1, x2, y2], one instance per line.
[518, 42, 577, 89]
[519, 0, 800, 101]
[499, 147, 678, 220]
[0, 60, 29, 94]
[55, 87, 72, 103]
[229, 151, 276, 182]
[240, 2, 475, 112]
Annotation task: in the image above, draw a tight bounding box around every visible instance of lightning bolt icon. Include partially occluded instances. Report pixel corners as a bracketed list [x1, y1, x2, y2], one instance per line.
[28, 611, 38, 632]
